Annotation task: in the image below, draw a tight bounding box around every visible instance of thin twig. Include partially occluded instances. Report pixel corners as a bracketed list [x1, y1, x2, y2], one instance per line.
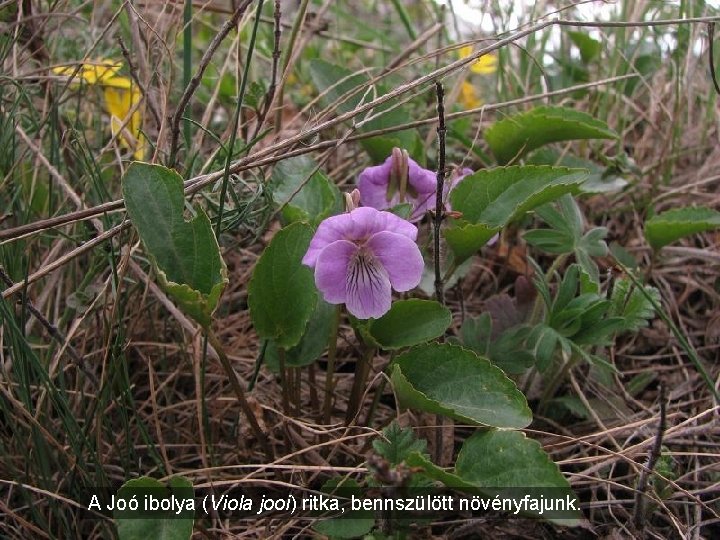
[118, 35, 161, 128]
[433, 81, 446, 306]
[251, 0, 281, 140]
[1, 222, 131, 299]
[167, 0, 253, 168]
[633, 384, 668, 529]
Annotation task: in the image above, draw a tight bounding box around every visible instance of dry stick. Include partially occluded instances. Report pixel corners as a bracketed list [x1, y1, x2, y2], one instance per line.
[118, 36, 161, 128]
[250, 0, 281, 141]
[433, 81, 446, 306]
[123, 0, 161, 123]
[433, 81, 449, 466]
[383, 23, 443, 75]
[272, 0, 310, 134]
[167, 0, 253, 168]
[633, 384, 668, 529]
[205, 328, 273, 460]
[1, 222, 131, 299]
[0, 73, 638, 245]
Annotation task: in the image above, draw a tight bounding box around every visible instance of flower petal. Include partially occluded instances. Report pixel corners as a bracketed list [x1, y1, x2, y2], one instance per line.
[314, 240, 356, 304]
[304, 207, 418, 266]
[356, 207, 418, 241]
[303, 212, 357, 267]
[345, 250, 392, 319]
[366, 231, 424, 292]
[357, 158, 394, 211]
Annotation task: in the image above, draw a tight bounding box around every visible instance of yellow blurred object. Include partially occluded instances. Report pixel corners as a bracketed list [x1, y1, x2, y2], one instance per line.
[458, 45, 498, 75]
[52, 60, 145, 159]
[459, 81, 482, 109]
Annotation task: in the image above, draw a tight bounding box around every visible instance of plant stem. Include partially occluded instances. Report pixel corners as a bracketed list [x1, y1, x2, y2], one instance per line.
[529, 253, 568, 325]
[389, 0, 417, 41]
[206, 328, 272, 460]
[323, 306, 342, 424]
[364, 377, 387, 427]
[538, 353, 579, 415]
[277, 346, 290, 415]
[346, 346, 376, 425]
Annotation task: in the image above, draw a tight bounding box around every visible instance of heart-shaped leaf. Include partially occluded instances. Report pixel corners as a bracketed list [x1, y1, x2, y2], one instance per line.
[485, 106, 617, 164]
[451, 166, 588, 228]
[407, 429, 580, 524]
[248, 222, 318, 349]
[390, 343, 532, 428]
[122, 163, 227, 328]
[265, 299, 335, 369]
[444, 223, 500, 264]
[368, 299, 451, 350]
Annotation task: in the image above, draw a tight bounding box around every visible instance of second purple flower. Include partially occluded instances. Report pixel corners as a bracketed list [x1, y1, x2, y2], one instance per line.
[357, 148, 438, 221]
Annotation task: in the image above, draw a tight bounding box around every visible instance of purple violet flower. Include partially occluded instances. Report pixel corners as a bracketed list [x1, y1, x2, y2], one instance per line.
[302, 206, 424, 319]
[357, 148, 437, 221]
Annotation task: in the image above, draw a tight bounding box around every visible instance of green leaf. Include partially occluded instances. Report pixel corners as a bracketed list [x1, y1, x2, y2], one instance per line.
[368, 300, 452, 350]
[309, 59, 422, 163]
[460, 313, 492, 356]
[578, 228, 609, 257]
[444, 223, 500, 264]
[485, 106, 617, 164]
[644, 206, 720, 250]
[567, 31, 601, 63]
[313, 478, 374, 539]
[265, 300, 335, 369]
[488, 327, 536, 374]
[529, 325, 560, 372]
[449, 166, 587, 228]
[609, 278, 659, 332]
[456, 430, 569, 488]
[116, 476, 194, 540]
[407, 430, 580, 524]
[527, 148, 629, 194]
[269, 155, 342, 225]
[390, 343, 532, 428]
[456, 430, 579, 523]
[524, 229, 575, 254]
[372, 421, 428, 466]
[122, 163, 228, 328]
[248, 223, 318, 348]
